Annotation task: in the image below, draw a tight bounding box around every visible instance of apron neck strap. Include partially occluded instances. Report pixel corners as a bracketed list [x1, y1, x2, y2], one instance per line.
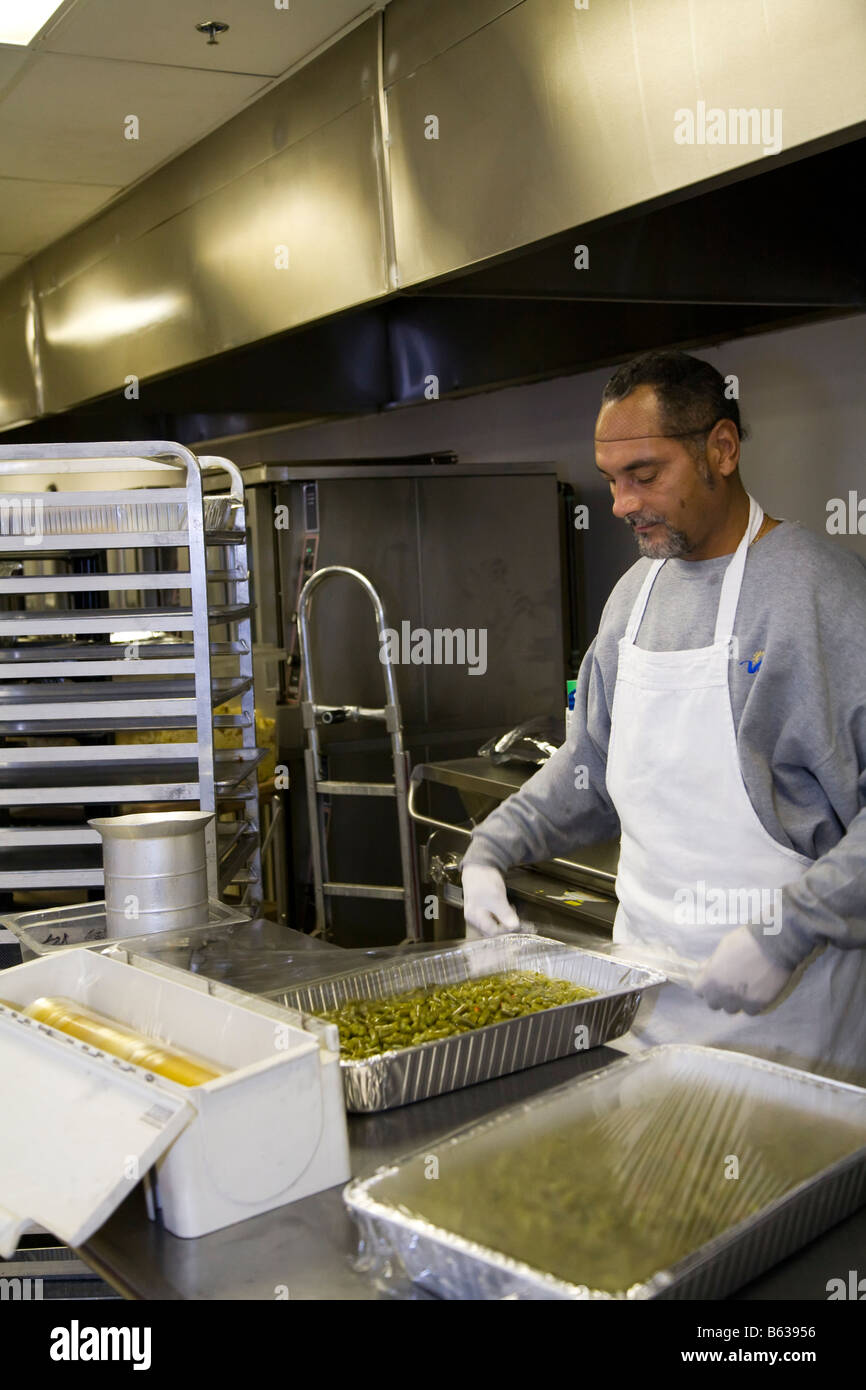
[713, 494, 763, 643]
[624, 560, 665, 644]
[623, 495, 764, 647]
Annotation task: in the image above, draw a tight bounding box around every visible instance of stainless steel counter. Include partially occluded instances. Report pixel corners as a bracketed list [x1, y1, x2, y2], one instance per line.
[73, 923, 866, 1302]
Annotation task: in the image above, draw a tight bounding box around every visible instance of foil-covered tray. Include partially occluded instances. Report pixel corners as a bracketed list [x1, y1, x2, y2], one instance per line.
[344, 1044, 866, 1299]
[274, 934, 665, 1112]
[0, 495, 239, 538]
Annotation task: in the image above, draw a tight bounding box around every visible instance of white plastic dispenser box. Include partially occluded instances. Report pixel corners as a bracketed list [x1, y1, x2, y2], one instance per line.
[0, 946, 351, 1253]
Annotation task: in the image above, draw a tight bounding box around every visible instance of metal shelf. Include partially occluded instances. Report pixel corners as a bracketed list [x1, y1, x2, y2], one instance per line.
[0, 443, 263, 910]
[0, 827, 100, 846]
[0, 675, 253, 732]
[0, 531, 195, 554]
[0, 844, 102, 889]
[0, 747, 264, 802]
[0, 640, 248, 675]
[0, 603, 251, 635]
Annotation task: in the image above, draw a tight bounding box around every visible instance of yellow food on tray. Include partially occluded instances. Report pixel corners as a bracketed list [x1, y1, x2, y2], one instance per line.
[119, 708, 276, 783]
[19, 996, 225, 1087]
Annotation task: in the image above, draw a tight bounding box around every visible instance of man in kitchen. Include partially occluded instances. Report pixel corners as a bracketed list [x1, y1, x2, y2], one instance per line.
[461, 349, 866, 1085]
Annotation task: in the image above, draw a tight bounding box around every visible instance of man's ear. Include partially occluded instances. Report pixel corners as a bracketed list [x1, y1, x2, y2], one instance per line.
[711, 420, 740, 478]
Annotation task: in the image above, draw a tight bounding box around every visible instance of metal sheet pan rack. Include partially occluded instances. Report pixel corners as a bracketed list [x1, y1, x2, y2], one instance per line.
[0, 441, 263, 911]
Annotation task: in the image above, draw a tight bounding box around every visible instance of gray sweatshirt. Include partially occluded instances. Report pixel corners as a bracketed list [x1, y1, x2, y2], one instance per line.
[461, 520, 866, 971]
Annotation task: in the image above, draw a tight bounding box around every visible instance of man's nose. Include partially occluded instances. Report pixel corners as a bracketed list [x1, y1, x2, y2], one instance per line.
[610, 478, 641, 520]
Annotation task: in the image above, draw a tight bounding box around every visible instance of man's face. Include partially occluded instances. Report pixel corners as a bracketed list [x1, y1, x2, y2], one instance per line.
[594, 385, 724, 559]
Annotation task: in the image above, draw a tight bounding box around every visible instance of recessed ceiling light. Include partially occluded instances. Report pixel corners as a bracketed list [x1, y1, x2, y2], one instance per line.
[0, 0, 66, 47]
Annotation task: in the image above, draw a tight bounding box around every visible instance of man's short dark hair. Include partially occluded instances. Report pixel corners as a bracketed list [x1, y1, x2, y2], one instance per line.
[600, 349, 747, 443]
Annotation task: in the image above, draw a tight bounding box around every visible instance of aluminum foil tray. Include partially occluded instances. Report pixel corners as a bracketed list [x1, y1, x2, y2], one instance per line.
[0, 495, 239, 537]
[1, 898, 250, 961]
[345, 1044, 866, 1300]
[275, 934, 665, 1112]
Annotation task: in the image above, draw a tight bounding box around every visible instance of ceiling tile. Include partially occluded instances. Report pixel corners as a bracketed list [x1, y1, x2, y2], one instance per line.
[40, 0, 378, 78]
[0, 178, 120, 255]
[0, 53, 268, 184]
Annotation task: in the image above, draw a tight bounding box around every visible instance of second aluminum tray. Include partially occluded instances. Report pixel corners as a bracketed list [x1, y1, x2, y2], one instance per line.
[344, 1045, 866, 1299]
[2, 898, 251, 961]
[274, 934, 665, 1111]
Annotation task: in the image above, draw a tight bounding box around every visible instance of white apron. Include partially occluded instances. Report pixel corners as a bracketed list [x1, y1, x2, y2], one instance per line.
[606, 495, 866, 1086]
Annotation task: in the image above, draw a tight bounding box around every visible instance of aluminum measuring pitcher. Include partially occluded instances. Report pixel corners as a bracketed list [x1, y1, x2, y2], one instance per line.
[89, 811, 214, 938]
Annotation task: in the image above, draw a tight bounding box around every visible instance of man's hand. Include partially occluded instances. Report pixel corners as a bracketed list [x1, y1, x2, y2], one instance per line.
[695, 925, 794, 1015]
[461, 864, 519, 937]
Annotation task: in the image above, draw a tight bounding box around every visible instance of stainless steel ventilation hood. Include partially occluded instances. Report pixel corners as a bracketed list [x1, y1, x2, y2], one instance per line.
[1, 0, 864, 432]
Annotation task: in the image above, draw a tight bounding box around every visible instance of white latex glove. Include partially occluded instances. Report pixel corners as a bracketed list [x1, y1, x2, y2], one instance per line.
[695, 925, 794, 1015]
[461, 864, 520, 937]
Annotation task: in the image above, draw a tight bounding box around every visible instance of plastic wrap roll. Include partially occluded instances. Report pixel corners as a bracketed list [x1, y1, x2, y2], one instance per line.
[22, 996, 224, 1087]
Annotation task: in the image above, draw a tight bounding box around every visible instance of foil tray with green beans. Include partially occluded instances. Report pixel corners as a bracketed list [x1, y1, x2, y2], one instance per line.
[315, 970, 597, 1060]
[276, 935, 666, 1111]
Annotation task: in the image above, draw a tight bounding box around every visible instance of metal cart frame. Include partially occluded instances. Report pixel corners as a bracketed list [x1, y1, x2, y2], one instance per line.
[0, 441, 262, 910]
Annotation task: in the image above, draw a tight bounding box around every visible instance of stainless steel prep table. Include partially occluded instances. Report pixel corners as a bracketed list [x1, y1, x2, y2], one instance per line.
[70, 923, 866, 1301]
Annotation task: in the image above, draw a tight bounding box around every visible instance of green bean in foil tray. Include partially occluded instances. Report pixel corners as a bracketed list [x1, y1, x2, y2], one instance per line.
[316, 971, 597, 1060]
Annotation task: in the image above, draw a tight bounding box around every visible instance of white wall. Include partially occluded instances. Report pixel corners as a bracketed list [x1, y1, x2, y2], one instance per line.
[208, 312, 866, 635]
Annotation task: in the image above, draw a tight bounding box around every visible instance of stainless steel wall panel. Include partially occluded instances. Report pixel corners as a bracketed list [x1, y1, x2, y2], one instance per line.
[293, 476, 427, 720]
[193, 103, 388, 353]
[384, 0, 526, 86]
[387, 0, 866, 287]
[37, 217, 213, 413]
[23, 18, 387, 416]
[37, 98, 388, 409]
[416, 474, 563, 725]
[33, 21, 380, 295]
[0, 271, 40, 427]
[274, 470, 564, 731]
